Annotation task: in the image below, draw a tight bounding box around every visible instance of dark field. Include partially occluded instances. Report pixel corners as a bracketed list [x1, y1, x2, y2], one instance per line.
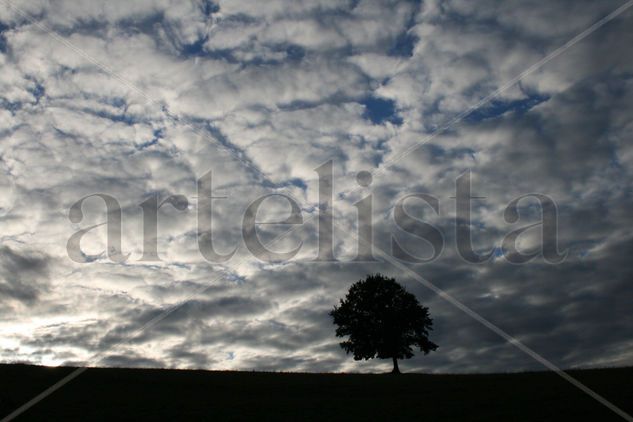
[1, 364, 632, 421]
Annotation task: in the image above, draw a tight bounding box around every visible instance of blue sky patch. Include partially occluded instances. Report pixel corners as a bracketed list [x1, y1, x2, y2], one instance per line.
[389, 32, 417, 57]
[200, 0, 219, 17]
[466, 94, 550, 123]
[0, 22, 8, 53]
[182, 37, 209, 57]
[360, 96, 403, 125]
[286, 45, 305, 61]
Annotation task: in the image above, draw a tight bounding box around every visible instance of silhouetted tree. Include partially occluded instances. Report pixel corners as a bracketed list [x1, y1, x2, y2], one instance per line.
[330, 274, 438, 374]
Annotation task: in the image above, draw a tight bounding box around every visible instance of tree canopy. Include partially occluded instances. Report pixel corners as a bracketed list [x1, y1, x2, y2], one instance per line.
[330, 274, 438, 373]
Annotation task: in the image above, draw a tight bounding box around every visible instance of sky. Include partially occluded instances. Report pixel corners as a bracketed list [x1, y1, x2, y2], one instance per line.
[0, 0, 632, 374]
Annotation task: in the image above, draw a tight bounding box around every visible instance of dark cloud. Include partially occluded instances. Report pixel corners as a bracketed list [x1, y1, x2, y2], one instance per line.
[0, 246, 50, 305]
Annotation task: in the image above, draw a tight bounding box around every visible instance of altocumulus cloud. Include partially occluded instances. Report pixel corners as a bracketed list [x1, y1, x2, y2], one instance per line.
[0, 0, 632, 373]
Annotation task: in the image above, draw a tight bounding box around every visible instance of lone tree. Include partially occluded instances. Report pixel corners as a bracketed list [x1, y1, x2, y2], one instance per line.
[330, 274, 438, 374]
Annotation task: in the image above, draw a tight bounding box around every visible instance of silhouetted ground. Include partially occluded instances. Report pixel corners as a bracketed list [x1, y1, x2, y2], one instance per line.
[1, 364, 632, 421]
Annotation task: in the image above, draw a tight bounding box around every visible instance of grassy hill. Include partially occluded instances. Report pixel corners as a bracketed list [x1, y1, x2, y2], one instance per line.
[1, 364, 632, 421]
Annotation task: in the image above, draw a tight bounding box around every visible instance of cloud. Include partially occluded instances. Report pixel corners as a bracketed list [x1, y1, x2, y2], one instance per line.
[0, 0, 632, 374]
[0, 246, 50, 305]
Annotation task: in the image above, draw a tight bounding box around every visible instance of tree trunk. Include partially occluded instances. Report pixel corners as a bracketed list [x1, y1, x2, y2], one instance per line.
[391, 356, 400, 374]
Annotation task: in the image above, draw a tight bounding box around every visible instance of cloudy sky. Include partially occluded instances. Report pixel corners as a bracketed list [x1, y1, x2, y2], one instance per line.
[0, 0, 632, 374]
